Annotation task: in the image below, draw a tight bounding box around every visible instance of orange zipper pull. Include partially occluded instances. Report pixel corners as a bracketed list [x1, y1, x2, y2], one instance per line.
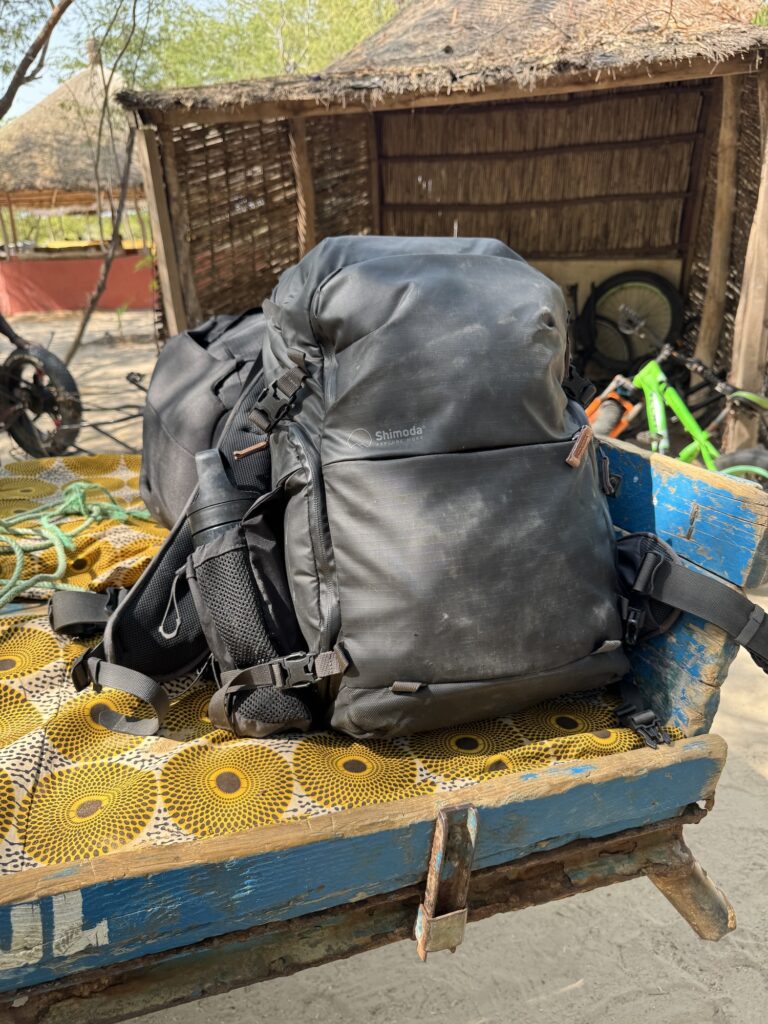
[565, 424, 593, 468]
[233, 438, 269, 460]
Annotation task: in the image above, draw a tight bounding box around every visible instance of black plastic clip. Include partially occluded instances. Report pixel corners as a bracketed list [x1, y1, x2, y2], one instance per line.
[280, 652, 317, 688]
[249, 366, 307, 432]
[616, 704, 670, 749]
[624, 603, 645, 646]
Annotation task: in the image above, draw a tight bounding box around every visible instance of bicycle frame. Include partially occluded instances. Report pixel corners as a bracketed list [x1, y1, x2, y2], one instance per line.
[631, 358, 721, 471]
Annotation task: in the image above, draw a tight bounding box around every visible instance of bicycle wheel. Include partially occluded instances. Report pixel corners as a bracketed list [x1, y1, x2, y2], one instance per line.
[581, 271, 684, 369]
[0, 345, 82, 457]
[715, 447, 768, 489]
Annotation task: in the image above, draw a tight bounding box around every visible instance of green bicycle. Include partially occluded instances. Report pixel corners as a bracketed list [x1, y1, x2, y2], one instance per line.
[587, 330, 768, 485]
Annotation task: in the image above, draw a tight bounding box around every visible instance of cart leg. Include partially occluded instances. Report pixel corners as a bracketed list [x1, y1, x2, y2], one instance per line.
[645, 836, 736, 940]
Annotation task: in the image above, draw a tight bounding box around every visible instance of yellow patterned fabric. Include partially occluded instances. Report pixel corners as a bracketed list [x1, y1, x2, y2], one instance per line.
[0, 455, 683, 874]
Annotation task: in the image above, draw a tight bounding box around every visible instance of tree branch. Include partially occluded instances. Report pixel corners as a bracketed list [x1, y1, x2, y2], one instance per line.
[0, 0, 77, 121]
[65, 128, 135, 365]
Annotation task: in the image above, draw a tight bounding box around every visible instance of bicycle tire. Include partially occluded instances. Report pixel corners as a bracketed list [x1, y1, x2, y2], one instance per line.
[0, 345, 82, 457]
[715, 446, 768, 488]
[579, 271, 684, 372]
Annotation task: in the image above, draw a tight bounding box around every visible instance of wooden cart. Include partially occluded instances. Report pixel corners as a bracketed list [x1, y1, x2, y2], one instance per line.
[1, 440, 766, 1023]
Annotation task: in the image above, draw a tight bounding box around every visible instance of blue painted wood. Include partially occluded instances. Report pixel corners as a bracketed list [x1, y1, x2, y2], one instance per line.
[0, 738, 723, 993]
[605, 442, 768, 587]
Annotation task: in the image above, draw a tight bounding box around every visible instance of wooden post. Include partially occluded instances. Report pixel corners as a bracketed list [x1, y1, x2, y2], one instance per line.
[367, 114, 382, 235]
[4, 194, 18, 257]
[157, 127, 203, 325]
[133, 121, 187, 337]
[289, 117, 317, 256]
[693, 78, 740, 371]
[722, 69, 768, 452]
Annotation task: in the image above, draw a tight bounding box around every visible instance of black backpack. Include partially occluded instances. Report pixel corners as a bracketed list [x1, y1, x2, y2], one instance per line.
[140, 310, 267, 527]
[51, 237, 768, 740]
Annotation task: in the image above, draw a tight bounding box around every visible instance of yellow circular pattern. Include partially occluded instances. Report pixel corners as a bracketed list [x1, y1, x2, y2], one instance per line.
[510, 697, 619, 742]
[160, 741, 293, 836]
[47, 690, 150, 761]
[0, 769, 15, 840]
[0, 625, 61, 678]
[163, 683, 219, 739]
[17, 761, 157, 865]
[0, 478, 58, 517]
[409, 720, 521, 780]
[294, 734, 435, 808]
[0, 683, 43, 747]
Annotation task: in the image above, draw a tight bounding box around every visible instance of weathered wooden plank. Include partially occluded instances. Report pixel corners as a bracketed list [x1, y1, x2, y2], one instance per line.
[132, 122, 187, 336]
[1, 814, 710, 1024]
[693, 77, 739, 367]
[0, 736, 725, 993]
[605, 439, 768, 587]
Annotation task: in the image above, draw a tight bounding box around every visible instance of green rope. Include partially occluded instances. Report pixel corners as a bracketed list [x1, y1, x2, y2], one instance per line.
[0, 481, 152, 609]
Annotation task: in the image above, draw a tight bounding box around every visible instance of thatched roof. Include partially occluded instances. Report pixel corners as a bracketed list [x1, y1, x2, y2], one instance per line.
[0, 64, 142, 198]
[120, 0, 768, 117]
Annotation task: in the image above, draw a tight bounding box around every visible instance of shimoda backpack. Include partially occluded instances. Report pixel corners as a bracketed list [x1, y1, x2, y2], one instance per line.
[50, 236, 768, 741]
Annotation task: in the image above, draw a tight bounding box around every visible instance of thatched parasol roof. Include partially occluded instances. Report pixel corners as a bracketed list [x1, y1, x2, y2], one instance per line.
[119, 0, 768, 117]
[0, 63, 142, 201]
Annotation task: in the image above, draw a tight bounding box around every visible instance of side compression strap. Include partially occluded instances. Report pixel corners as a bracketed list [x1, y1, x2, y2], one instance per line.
[49, 587, 126, 636]
[81, 658, 170, 736]
[639, 552, 768, 671]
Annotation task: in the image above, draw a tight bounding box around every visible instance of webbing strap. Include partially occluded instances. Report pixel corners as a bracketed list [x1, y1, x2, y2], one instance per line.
[49, 587, 125, 636]
[219, 646, 348, 693]
[249, 365, 308, 432]
[85, 658, 170, 735]
[643, 555, 768, 671]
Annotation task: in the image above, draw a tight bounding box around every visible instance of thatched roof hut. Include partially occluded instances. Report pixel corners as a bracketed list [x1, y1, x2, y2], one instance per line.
[0, 63, 143, 216]
[120, 0, 768, 420]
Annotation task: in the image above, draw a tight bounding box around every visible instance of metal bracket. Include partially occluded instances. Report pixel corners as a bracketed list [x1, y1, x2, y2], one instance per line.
[414, 804, 478, 961]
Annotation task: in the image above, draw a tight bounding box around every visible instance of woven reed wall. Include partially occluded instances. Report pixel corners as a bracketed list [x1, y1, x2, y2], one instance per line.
[168, 119, 299, 317]
[379, 85, 709, 259]
[307, 114, 373, 239]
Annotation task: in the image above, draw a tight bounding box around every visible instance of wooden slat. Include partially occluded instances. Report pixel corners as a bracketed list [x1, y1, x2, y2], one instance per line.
[383, 191, 690, 212]
[605, 440, 768, 734]
[133, 123, 187, 336]
[157, 126, 203, 325]
[382, 132, 702, 163]
[289, 117, 316, 256]
[0, 813, 710, 1024]
[722, 66, 768, 452]
[694, 77, 740, 369]
[679, 85, 717, 293]
[367, 114, 381, 234]
[0, 735, 726, 994]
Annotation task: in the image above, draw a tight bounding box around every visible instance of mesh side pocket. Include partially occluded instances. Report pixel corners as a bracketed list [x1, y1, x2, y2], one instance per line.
[188, 527, 278, 672]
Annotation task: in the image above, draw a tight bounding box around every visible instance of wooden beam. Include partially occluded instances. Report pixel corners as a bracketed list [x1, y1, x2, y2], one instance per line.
[157, 126, 203, 324]
[142, 53, 762, 128]
[133, 122, 187, 337]
[383, 191, 689, 213]
[722, 68, 768, 452]
[679, 87, 717, 293]
[367, 113, 382, 234]
[693, 77, 740, 370]
[1, 813, 711, 1024]
[288, 117, 316, 256]
[382, 132, 701, 164]
[4, 193, 18, 257]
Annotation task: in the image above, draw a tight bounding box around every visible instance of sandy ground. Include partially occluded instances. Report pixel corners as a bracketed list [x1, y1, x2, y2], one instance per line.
[1, 311, 157, 463]
[127, 644, 768, 1024]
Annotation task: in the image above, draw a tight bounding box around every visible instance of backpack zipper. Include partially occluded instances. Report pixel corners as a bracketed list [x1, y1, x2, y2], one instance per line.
[289, 423, 340, 651]
[566, 424, 593, 468]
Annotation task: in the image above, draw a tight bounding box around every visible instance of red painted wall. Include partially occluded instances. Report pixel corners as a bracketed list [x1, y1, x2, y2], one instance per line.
[0, 253, 154, 314]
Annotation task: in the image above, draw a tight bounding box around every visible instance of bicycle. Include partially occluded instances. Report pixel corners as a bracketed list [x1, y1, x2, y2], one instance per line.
[587, 336, 768, 484]
[0, 313, 146, 459]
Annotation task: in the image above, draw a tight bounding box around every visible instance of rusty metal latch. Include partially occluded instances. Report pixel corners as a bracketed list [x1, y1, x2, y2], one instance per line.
[414, 804, 478, 961]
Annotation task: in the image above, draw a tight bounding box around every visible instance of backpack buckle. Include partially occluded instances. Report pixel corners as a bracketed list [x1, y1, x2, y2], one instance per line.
[249, 366, 308, 432]
[624, 604, 645, 646]
[71, 648, 94, 692]
[616, 704, 670, 749]
[280, 652, 317, 688]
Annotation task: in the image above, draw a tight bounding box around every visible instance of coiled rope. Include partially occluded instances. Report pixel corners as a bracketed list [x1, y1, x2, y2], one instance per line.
[0, 481, 152, 608]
